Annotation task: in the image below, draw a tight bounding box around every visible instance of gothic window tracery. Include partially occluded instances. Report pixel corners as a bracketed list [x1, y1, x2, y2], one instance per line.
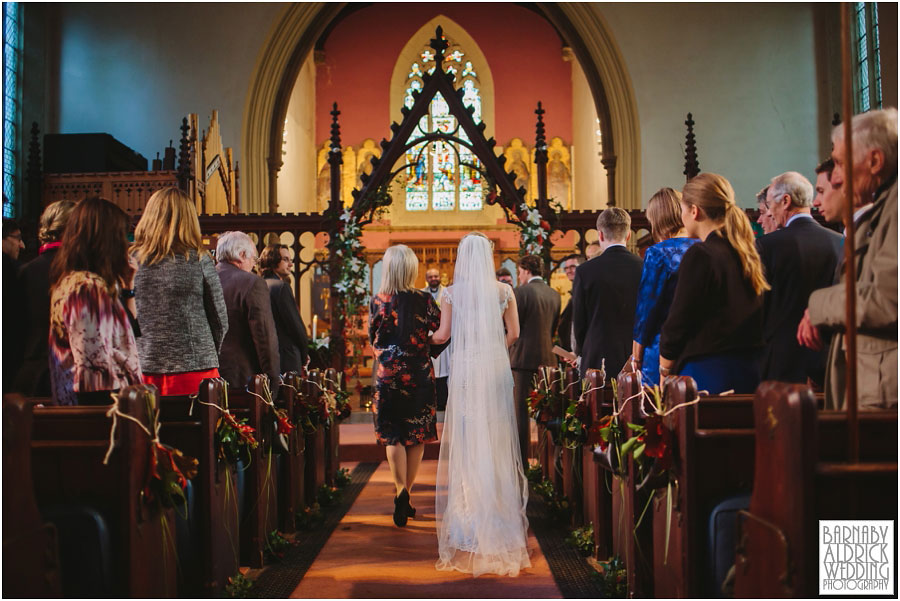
[403, 36, 483, 212]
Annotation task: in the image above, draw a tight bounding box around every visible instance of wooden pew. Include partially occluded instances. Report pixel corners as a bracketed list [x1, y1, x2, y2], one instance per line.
[156, 379, 239, 596]
[734, 382, 898, 598]
[560, 366, 583, 526]
[29, 385, 178, 597]
[2, 395, 62, 597]
[302, 369, 327, 507]
[228, 375, 279, 569]
[581, 368, 614, 559]
[651, 379, 756, 598]
[323, 368, 341, 487]
[277, 371, 305, 532]
[612, 371, 655, 598]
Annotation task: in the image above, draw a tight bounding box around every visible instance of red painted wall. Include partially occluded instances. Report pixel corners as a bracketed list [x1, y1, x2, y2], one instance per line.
[316, 3, 572, 148]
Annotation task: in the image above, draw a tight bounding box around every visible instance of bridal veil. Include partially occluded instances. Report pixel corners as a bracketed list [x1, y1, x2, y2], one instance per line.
[435, 233, 531, 577]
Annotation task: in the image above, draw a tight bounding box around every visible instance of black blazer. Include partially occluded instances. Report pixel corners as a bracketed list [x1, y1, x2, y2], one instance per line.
[660, 232, 764, 371]
[573, 246, 643, 378]
[557, 297, 574, 352]
[509, 278, 561, 371]
[756, 216, 843, 383]
[14, 248, 57, 395]
[264, 274, 309, 374]
[216, 262, 280, 389]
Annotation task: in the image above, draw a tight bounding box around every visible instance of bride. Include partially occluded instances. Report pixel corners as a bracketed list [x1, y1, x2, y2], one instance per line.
[429, 232, 531, 577]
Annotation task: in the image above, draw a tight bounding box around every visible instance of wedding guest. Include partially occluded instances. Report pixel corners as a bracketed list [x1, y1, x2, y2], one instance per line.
[509, 254, 560, 467]
[812, 158, 842, 223]
[557, 254, 583, 352]
[421, 267, 449, 411]
[369, 244, 440, 526]
[756, 186, 777, 234]
[631, 188, 698, 385]
[659, 173, 768, 393]
[3, 217, 25, 391]
[799, 108, 897, 409]
[757, 172, 841, 384]
[259, 243, 308, 374]
[132, 188, 228, 395]
[16, 200, 76, 396]
[49, 197, 142, 405]
[573, 208, 643, 379]
[496, 267, 514, 286]
[216, 231, 280, 389]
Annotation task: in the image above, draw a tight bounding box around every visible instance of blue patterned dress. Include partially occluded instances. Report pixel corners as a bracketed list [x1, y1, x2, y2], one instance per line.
[633, 237, 698, 385]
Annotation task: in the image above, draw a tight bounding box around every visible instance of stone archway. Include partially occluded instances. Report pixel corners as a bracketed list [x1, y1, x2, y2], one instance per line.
[241, 2, 641, 213]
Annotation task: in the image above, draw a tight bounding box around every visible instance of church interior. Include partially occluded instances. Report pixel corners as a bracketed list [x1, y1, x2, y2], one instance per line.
[3, 2, 897, 598]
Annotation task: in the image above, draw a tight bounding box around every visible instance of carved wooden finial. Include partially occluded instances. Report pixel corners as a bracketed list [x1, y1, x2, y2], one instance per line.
[683, 112, 700, 181]
[534, 101, 547, 155]
[328, 102, 342, 164]
[177, 117, 191, 190]
[430, 26, 449, 65]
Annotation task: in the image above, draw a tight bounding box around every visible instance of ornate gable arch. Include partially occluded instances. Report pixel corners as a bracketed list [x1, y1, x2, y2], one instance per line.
[242, 3, 640, 212]
[389, 16, 495, 143]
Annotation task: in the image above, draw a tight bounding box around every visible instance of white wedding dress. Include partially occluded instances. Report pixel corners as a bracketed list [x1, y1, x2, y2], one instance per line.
[435, 234, 531, 577]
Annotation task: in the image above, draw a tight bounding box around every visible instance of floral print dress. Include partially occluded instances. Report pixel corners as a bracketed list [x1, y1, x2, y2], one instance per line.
[369, 289, 440, 446]
[49, 271, 143, 405]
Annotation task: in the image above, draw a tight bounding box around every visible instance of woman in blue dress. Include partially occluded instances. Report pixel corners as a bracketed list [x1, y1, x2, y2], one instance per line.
[631, 188, 698, 385]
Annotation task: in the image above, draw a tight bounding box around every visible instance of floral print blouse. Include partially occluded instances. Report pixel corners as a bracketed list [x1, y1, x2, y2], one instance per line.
[49, 271, 143, 405]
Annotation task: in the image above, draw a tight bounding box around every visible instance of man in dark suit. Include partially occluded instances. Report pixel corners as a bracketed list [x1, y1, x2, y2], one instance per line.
[509, 254, 561, 467]
[573, 207, 643, 379]
[557, 254, 582, 352]
[758, 170, 842, 384]
[259, 243, 309, 375]
[216, 231, 281, 389]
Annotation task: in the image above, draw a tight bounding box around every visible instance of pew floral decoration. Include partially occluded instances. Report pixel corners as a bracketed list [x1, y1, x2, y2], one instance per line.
[103, 389, 199, 511]
[560, 377, 607, 450]
[216, 410, 259, 464]
[527, 366, 563, 426]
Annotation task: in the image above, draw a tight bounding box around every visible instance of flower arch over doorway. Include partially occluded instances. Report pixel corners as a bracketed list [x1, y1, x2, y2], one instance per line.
[241, 3, 640, 213]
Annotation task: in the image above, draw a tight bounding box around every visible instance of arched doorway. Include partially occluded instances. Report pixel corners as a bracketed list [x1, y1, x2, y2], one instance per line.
[240, 2, 640, 213]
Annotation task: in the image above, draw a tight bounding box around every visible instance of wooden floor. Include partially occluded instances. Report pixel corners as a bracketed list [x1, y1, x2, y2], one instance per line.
[289, 459, 562, 598]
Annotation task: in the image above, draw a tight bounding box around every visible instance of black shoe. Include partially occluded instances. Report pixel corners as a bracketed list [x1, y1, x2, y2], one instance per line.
[393, 489, 409, 527]
[407, 504, 416, 518]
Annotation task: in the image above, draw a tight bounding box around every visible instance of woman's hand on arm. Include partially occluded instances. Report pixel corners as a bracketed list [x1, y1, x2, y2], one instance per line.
[430, 302, 451, 345]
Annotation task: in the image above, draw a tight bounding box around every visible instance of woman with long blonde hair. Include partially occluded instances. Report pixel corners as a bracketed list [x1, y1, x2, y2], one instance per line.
[131, 187, 228, 395]
[659, 173, 769, 393]
[368, 244, 441, 527]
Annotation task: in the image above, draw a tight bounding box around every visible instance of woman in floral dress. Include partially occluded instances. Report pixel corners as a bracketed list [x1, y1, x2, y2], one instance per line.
[369, 244, 440, 527]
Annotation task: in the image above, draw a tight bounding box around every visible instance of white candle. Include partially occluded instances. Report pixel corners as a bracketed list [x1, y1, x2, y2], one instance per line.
[312, 314, 318, 339]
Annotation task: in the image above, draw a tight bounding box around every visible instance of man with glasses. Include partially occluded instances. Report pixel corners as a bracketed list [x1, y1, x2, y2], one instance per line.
[215, 231, 280, 389]
[260, 243, 309, 374]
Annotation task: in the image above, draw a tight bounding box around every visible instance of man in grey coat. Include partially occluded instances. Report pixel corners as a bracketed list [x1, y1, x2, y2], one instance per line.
[798, 108, 898, 409]
[216, 231, 281, 389]
[509, 254, 561, 467]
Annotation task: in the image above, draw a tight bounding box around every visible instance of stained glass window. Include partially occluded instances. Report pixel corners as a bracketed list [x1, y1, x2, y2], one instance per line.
[403, 35, 483, 212]
[3, 2, 21, 217]
[853, 2, 882, 113]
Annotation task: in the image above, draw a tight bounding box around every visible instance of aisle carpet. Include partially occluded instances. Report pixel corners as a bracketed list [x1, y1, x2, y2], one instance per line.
[289, 460, 563, 598]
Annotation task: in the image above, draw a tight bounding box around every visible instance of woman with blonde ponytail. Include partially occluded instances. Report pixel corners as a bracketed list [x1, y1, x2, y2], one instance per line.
[658, 173, 769, 393]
